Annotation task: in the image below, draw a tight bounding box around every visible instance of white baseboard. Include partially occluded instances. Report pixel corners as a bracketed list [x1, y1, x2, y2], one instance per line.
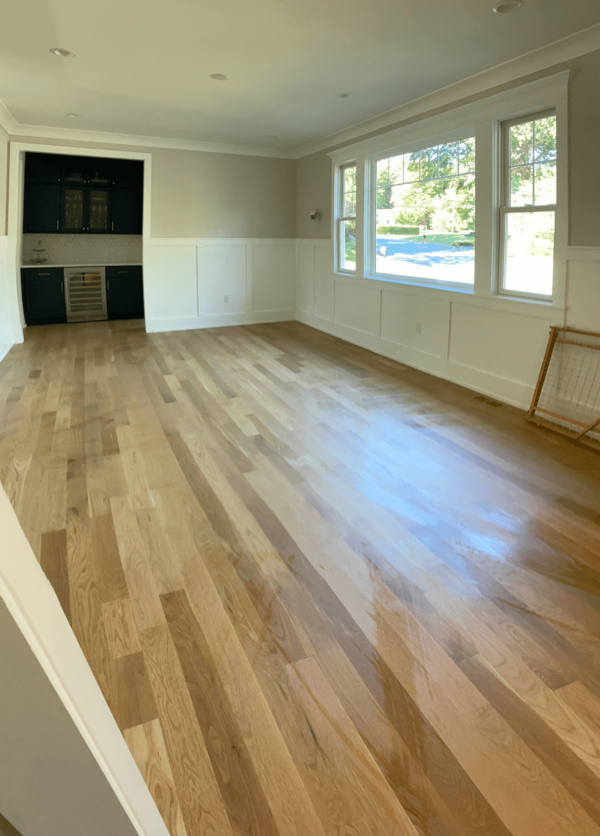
[147, 309, 295, 333]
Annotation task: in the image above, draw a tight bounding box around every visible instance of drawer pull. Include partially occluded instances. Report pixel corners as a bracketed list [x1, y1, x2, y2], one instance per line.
[118, 270, 128, 273]
[39, 272, 50, 276]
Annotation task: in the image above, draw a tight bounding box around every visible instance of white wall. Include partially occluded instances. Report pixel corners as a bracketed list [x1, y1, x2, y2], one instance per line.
[145, 238, 296, 332]
[296, 240, 600, 409]
[0, 486, 169, 836]
[0, 237, 11, 362]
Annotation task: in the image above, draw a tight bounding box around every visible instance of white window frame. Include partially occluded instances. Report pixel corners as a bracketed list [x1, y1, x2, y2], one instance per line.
[329, 70, 568, 311]
[498, 109, 557, 300]
[336, 162, 357, 274]
[367, 127, 477, 289]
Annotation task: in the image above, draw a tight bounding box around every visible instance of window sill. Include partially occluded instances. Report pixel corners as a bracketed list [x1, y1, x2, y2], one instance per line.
[364, 272, 475, 294]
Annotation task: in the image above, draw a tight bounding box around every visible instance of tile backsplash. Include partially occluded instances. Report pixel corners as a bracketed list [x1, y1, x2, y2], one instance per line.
[22, 234, 143, 266]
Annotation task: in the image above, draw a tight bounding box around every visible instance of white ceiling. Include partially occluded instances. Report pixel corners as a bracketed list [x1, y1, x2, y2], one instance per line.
[2, 0, 600, 154]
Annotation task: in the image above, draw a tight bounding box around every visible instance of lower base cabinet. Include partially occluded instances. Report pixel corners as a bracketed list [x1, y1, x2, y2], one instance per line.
[21, 265, 144, 326]
[21, 268, 66, 325]
[106, 266, 144, 319]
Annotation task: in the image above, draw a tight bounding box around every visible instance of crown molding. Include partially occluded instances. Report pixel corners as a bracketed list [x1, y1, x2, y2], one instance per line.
[291, 22, 600, 159]
[4, 119, 295, 159]
[0, 99, 18, 136]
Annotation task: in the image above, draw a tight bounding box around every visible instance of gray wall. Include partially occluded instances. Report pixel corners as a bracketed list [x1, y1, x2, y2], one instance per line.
[10, 136, 296, 239]
[0, 600, 140, 836]
[295, 48, 600, 246]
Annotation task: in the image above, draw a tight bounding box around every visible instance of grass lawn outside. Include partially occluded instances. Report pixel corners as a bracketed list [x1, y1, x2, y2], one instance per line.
[402, 233, 473, 246]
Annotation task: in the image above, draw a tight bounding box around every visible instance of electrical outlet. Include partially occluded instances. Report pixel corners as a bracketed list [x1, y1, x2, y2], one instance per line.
[224, 295, 229, 303]
[416, 323, 422, 335]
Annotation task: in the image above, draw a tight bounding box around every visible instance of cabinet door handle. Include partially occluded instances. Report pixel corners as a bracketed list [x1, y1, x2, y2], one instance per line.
[107, 280, 110, 290]
[118, 270, 128, 274]
[112, 221, 114, 231]
[56, 220, 59, 230]
[39, 272, 50, 276]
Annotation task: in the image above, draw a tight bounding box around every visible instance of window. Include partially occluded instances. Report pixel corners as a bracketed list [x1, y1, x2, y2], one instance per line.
[338, 163, 356, 272]
[372, 137, 475, 286]
[499, 111, 557, 298]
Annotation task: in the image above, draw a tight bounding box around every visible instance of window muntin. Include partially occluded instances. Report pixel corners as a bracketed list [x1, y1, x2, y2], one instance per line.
[500, 112, 556, 297]
[338, 164, 356, 272]
[373, 137, 475, 286]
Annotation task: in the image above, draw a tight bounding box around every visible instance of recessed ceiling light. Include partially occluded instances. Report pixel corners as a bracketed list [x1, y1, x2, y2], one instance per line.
[66, 113, 80, 118]
[493, 0, 523, 12]
[50, 47, 75, 58]
[209, 73, 229, 81]
[336, 93, 353, 99]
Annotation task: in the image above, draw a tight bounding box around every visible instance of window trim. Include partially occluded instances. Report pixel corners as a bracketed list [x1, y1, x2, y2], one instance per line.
[336, 162, 357, 274]
[497, 109, 557, 300]
[367, 127, 477, 288]
[328, 70, 569, 311]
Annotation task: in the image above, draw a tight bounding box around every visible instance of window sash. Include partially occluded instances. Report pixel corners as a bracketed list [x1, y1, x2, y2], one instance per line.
[338, 163, 356, 273]
[499, 110, 557, 299]
[370, 137, 476, 287]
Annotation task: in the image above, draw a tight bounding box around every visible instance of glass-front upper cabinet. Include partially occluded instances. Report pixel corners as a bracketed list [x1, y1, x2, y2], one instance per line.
[88, 161, 111, 185]
[62, 188, 85, 232]
[62, 161, 88, 185]
[88, 189, 110, 232]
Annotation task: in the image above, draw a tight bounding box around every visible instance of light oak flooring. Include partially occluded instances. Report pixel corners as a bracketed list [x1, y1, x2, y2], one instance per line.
[2, 319, 600, 836]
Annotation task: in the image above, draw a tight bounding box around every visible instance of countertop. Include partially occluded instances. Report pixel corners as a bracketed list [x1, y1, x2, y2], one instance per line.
[22, 263, 143, 268]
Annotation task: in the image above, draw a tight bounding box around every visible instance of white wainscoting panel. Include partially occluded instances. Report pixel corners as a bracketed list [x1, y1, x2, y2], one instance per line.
[449, 303, 550, 391]
[145, 244, 198, 331]
[198, 244, 247, 318]
[381, 290, 449, 360]
[315, 245, 334, 322]
[0, 237, 14, 362]
[145, 238, 296, 332]
[252, 244, 295, 313]
[297, 243, 315, 315]
[334, 281, 381, 337]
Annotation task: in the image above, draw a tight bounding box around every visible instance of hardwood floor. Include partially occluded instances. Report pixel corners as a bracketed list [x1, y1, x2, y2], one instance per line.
[2, 319, 600, 836]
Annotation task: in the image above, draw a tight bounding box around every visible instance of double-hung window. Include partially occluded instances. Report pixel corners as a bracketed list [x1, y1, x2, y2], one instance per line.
[337, 163, 356, 273]
[499, 111, 557, 298]
[372, 137, 476, 286]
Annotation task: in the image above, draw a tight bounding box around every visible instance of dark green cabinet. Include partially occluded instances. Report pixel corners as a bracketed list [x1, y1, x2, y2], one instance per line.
[25, 184, 61, 233]
[21, 268, 67, 325]
[88, 188, 111, 233]
[25, 154, 62, 185]
[106, 266, 144, 319]
[24, 153, 143, 235]
[111, 188, 142, 234]
[61, 187, 85, 232]
[60, 186, 111, 234]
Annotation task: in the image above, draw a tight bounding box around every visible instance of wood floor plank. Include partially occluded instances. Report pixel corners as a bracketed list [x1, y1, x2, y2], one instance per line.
[162, 589, 281, 836]
[3, 320, 600, 836]
[111, 651, 158, 731]
[124, 719, 188, 836]
[138, 624, 235, 836]
[103, 598, 142, 658]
